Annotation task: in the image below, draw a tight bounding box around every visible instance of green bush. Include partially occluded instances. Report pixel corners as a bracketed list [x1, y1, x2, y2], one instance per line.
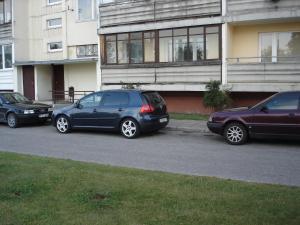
[203, 80, 232, 111]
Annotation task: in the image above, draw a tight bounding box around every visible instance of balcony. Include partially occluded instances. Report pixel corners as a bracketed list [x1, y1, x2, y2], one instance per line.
[227, 57, 300, 92]
[99, 0, 221, 27]
[0, 23, 12, 40]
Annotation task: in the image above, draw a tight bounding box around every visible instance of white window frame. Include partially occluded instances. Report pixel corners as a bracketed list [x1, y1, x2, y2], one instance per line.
[48, 42, 63, 52]
[47, 0, 62, 6]
[47, 18, 62, 29]
[76, 0, 97, 22]
[0, 44, 13, 71]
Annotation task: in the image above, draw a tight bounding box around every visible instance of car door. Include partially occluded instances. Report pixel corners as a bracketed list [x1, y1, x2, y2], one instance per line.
[250, 92, 300, 136]
[96, 92, 130, 128]
[70, 92, 102, 127]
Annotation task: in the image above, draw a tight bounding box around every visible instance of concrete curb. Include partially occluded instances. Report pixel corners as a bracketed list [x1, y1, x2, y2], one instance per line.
[165, 126, 210, 133]
[166, 119, 210, 133]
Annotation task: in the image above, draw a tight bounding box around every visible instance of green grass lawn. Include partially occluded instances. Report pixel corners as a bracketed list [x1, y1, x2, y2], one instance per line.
[169, 113, 209, 121]
[0, 152, 299, 225]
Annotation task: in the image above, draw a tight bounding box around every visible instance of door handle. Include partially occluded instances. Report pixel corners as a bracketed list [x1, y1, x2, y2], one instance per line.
[118, 108, 124, 112]
[93, 109, 97, 113]
[289, 113, 296, 117]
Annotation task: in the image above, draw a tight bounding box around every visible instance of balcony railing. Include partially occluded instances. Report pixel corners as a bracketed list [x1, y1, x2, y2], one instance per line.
[227, 56, 300, 64]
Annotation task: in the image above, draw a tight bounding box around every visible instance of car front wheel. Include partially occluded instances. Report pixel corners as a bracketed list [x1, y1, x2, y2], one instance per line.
[56, 115, 71, 134]
[7, 113, 18, 128]
[120, 118, 140, 139]
[224, 122, 248, 145]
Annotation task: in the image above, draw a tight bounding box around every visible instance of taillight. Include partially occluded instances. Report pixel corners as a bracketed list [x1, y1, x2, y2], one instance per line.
[140, 104, 155, 114]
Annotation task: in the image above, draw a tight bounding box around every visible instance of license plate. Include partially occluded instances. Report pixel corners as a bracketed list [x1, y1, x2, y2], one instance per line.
[160, 118, 168, 123]
[39, 113, 49, 118]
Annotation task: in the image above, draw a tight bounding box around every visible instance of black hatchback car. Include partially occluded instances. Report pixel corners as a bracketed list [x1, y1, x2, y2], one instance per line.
[0, 92, 53, 128]
[52, 90, 169, 138]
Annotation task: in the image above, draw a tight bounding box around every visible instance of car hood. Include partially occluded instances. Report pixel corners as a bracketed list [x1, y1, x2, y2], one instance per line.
[12, 102, 51, 109]
[53, 104, 75, 114]
[222, 107, 249, 112]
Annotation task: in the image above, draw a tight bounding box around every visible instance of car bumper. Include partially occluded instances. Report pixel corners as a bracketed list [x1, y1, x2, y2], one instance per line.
[139, 114, 169, 132]
[207, 122, 223, 134]
[17, 112, 52, 123]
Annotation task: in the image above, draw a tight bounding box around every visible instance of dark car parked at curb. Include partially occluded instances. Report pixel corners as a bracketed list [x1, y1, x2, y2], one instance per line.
[52, 90, 169, 138]
[0, 92, 53, 128]
[207, 91, 300, 145]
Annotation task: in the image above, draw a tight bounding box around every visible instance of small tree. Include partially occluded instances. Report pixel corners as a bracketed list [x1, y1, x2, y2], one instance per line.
[203, 80, 232, 111]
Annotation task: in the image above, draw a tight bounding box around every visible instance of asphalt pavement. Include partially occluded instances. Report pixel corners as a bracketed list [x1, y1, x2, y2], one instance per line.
[0, 121, 299, 187]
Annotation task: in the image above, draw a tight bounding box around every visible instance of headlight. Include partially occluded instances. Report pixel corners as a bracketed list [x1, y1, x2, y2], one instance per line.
[48, 107, 54, 112]
[24, 109, 35, 114]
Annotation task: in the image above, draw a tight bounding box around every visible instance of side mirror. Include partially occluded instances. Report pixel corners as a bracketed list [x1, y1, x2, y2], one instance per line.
[75, 101, 83, 109]
[261, 106, 269, 113]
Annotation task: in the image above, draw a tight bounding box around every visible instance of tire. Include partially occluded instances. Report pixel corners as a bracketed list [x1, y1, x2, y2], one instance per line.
[7, 113, 19, 128]
[120, 118, 140, 139]
[55, 115, 71, 134]
[223, 122, 248, 145]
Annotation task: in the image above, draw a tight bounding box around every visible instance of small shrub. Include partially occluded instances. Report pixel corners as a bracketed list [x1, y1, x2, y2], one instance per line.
[203, 80, 232, 111]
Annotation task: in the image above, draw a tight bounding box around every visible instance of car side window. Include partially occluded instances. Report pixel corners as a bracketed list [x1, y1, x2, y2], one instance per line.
[79, 93, 102, 108]
[265, 93, 300, 110]
[102, 92, 129, 107]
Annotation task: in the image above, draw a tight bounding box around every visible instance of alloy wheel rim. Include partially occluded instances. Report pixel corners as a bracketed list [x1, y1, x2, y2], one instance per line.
[8, 115, 16, 127]
[227, 126, 243, 143]
[122, 120, 136, 137]
[57, 117, 69, 133]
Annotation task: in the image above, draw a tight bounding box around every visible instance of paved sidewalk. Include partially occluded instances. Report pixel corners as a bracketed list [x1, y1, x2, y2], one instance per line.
[167, 119, 209, 133]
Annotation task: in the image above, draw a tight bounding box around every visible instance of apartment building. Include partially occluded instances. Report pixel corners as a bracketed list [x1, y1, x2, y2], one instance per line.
[0, 0, 13, 92]
[13, 0, 100, 101]
[98, 0, 300, 113]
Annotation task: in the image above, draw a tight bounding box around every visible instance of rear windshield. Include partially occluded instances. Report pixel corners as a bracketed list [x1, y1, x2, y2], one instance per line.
[142, 92, 164, 106]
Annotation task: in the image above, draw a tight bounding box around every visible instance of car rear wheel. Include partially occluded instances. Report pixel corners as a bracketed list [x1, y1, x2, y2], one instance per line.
[224, 122, 248, 145]
[56, 115, 71, 134]
[120, 118, 140, 139]
[7, 113, 18, 128]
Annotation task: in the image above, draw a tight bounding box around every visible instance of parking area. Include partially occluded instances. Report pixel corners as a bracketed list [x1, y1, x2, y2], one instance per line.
[0, 123, 300, 186]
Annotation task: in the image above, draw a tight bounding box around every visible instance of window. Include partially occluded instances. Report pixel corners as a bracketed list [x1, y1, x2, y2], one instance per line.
[77, 44, 98, 58]
[47, 0, 62, 5]
[0, 44, 12, 70]
[102, 92, 129, 107]
[144, 31, 155, 62]
[189, 27, 204, 61]
[48, 42, 63, 52]
[117, 34, 129, 64]
[106, 35, 117, 64]
[173, 28, 188, 62]
[0, 0, 11, 24]
[47, 18, 62, 29]
[130, 32, 143, 64]
[104, 25, 221, 64]
[206, 27, 220, 60]
[159, 30, 172, 63]
[265, 93, 299, 110]
[80, 93, 102, 108]
[260, 32, 300, 62]
[77, 0, 95, 21]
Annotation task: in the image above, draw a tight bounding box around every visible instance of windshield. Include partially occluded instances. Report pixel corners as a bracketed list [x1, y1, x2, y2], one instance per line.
[2, 93, 31, 104]
[250, 93, 277, 109]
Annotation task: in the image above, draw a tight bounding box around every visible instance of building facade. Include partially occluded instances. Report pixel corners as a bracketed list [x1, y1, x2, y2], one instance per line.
[98, 0, 300, 113]
[13, 0, 100, 102]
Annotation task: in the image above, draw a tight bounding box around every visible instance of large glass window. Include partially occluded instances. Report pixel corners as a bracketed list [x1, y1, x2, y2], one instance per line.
[130, 32, 143, 64]
[144, 31, 155, 62]
[206, 26, 220, 60]
[104, 25, 221, 64]
[102, 92, 129, 107]
[159, 30, 173, 63]
[189, 27, 204, 61]
[77, 0, 93, 21]
[265, 93, 299, 110]
[106, 35, 117, 64]
[117, 34, 129, 64]
[260, 32, 300, 62]
[0, 44, 12, 70]
[173, 28, 188, 62]
[80, 93, 102, 108]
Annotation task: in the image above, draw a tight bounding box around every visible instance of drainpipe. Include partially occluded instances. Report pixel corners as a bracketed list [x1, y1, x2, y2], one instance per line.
[96, 2, 102, 91]
[221, 0, 228, 85]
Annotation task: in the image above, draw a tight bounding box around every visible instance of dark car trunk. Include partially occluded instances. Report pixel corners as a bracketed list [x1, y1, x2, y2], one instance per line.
[142, 91, 167, 115]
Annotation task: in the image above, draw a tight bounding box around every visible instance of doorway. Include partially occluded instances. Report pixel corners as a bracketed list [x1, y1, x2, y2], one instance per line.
[52, 65, 65, 101]
[22, 65, 35, 100]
